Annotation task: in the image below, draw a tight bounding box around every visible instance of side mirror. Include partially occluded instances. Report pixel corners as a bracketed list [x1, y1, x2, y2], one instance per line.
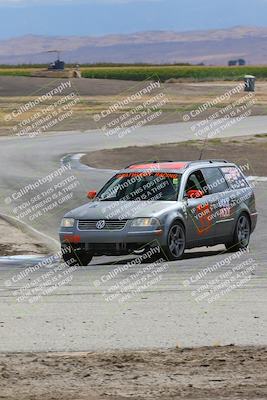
[187, 189, 204, 199]
[87, 190, 97, 200]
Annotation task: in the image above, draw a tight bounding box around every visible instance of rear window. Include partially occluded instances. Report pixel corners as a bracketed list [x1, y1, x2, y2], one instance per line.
[221, 167, 248, 190]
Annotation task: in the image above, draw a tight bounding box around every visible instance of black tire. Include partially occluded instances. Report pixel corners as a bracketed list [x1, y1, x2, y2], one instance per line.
[225, 213, 251, 252]
[162, 221, 186, 261]
[61, 244, 93, 266]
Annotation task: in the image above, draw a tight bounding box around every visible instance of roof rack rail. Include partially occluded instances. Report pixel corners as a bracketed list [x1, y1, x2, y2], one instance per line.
[186, 159, 228, 168]
[125, 160, 174, 169]
[208, 159, 229, 163]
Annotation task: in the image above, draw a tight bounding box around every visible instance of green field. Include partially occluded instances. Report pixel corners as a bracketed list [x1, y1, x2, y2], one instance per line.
[0, 68, 35, 77]
[0, 65, 267, 81]
[81, 66, 267, 81]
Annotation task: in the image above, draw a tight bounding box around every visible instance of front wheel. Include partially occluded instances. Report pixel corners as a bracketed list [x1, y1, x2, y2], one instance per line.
[162, 221, 186, 261]
[225, 213, 251, 252]
[61, 244, 93, 266]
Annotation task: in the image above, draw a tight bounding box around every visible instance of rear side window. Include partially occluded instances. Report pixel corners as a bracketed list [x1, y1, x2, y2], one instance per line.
[221, 167, 248, 190]
[201, 167, 229, 194]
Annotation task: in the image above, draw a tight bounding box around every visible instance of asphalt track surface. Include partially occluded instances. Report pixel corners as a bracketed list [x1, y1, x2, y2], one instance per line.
[0, 117, 266, 352]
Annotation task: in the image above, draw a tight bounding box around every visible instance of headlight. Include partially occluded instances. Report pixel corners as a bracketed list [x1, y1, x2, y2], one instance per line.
[131, 218, 160, 227]
[61, 218, 75, 228]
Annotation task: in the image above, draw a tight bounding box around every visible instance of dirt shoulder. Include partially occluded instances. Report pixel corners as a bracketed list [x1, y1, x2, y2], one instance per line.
[0, 346, 266, 400]
[0, 217, 48, 256]
[81, 135, 267, 176]
[1, 78, 267, 135]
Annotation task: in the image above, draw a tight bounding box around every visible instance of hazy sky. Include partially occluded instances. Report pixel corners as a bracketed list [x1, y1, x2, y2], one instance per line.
[0, 0, 267, 39]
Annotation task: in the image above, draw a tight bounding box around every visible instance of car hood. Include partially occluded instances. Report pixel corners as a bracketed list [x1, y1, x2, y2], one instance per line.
[64, 200, 181, 220]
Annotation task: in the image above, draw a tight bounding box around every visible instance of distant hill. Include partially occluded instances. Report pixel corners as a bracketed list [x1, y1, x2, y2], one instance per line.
[0, 26, 267, 65]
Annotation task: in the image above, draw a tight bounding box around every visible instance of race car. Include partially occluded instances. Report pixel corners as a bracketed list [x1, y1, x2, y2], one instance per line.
[59, 159, 257, 265]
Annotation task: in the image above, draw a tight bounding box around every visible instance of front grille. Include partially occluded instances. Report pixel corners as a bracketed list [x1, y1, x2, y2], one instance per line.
[78, 219, 127, 231]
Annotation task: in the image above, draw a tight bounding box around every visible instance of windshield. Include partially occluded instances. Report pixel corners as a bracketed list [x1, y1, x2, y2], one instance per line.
[97, 172, 182, 201]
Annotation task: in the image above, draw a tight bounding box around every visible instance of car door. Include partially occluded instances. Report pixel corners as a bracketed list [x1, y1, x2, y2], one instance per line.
[201, 167, 233, 239]
[183, 169, 217, 245]
[220, 166, 252, 233]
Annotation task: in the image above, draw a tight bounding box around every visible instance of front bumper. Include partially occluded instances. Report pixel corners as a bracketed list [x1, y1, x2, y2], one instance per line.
[59, 220, 164, 253]
[62, 242, 151, 256]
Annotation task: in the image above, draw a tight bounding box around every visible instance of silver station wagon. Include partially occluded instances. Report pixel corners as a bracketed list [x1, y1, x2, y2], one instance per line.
[59, 160, 257, 265]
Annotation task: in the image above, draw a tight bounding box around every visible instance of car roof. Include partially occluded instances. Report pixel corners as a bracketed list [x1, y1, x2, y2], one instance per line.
[121, 160, 233, 174]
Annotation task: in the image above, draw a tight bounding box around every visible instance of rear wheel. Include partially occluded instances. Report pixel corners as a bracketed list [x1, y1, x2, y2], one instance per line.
[61, 244, 93, 266]
[163, 221, 186, 261]
[225, 213, 251, 252]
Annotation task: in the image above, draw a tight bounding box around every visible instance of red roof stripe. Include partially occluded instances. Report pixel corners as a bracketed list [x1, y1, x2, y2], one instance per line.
[129, 162, 188, 170]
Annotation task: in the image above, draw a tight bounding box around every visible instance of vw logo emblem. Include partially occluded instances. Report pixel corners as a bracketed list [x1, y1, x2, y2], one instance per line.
[96, 220, 106, 230]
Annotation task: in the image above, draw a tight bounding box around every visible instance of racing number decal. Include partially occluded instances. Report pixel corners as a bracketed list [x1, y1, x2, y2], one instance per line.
[218, 197, 231, 219]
